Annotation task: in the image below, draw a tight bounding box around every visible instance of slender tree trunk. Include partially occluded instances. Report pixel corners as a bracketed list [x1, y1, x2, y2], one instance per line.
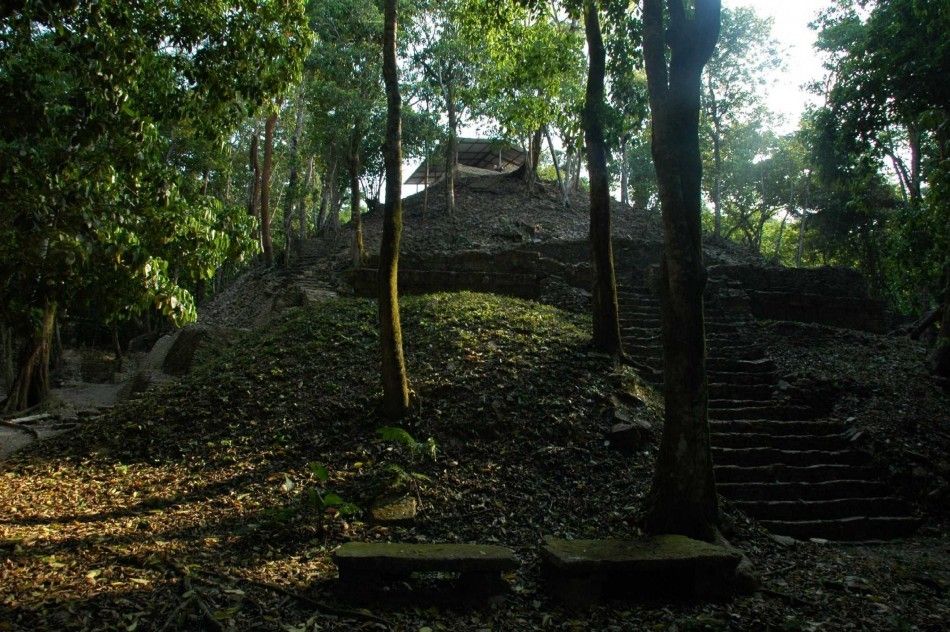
[423, 150, 430, 218]
[620, 135, 629, 206]
[707, 76, 723, 238]
[300, 156, 314, 243]
[317, 160, 335, 233]
[907, 120, 922, 204]
[248, 126, 262, 249]
[545, 127, 569, 207]
[282, 88, 306, 267]
[4, 300, 56, 413]
[583, 1, 623, 357]
[2, 323, 16, 391]
[349, 138, 365, 267]
[796, 175, 810, 267]
[260, 111, 277, 266]
[112, 323, 123, 375]
[445, 81, 458, 214]
[525, 127, 542, 191]
[641, 0, 721, 541]
[773, 215, 787, 261]
[379, 0, 410, 417]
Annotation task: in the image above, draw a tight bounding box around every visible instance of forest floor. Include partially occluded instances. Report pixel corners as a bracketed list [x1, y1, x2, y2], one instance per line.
[1, 294, 948, 631]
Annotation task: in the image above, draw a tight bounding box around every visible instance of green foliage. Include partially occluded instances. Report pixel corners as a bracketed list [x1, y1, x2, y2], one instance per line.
[0, 1, 308, 341]
[377, 426, 438, 462]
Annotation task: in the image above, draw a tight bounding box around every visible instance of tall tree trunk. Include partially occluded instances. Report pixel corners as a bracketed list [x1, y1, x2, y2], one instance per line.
[260, 111, 278, 266]
[907, 120, 922, 205]
[545, 127, 569, 207]
[349, 133, 365, 267]
[796, 174, 810, 267]
[583, 1, 623, 357]
[2, 323, 15, 391]
[379, 0, 410, 417]
[248, 126, 261, 249]
[641, 0, 721, 541]
[317, 159, 335, 233]
[300, 156, 314, 243]
[423, 149, 430, 217]
[620, 135, 629, 206]
[4, 300, 56, 413]
[445, 81, 458, 214]
[525, 127, 542, 191]
[282, 88, 306, 268]
[707, 75, 723, 238]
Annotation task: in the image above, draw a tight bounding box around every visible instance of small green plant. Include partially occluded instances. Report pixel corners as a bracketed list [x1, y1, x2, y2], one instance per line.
[305, 462, 360, 516]
[376, 426, 438, 462]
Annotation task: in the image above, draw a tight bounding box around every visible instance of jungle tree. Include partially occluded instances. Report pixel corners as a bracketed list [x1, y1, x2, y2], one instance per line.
[641, 0, 722, 541]
[378, 0, 411, 417]
[0, 1, 308, 411]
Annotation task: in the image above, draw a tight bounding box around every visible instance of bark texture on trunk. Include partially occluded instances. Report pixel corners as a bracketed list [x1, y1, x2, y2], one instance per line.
[583, 1, 623, 357]
[260, 111, 277, 266]
[4, 300, 56, 413]
[641, 0, 721, 542]
[379, 0, 410, 417]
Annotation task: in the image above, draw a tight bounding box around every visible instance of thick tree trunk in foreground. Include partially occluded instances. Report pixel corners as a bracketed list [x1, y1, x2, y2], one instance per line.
[445, 82, 458, 214]
[4, 300, 56, 413]
[379, 0, 410, 418]
[642, 0, 721, 541]
[583, 1, 623, 357]
[260, 111, 277, 266]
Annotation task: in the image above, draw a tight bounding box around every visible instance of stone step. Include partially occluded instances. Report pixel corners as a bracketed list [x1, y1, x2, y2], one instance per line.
[332, 542, 519, 596]
[707, 372, 778, 386]
[709, 405, 810, 420]
[707, 357, 775, 374]
[708, 383, 775, 400]
[759, 516, 919, 541]
[708, 398, 779, 409]
[718, 479, 890, 502]
[541, 535, 743, 604]
[709, 419, 846, 436]
[733, 496, 911, 521]
[710, 432, 850, 451]
[715, 463, 878, 484]
[712, 446, 870, 468]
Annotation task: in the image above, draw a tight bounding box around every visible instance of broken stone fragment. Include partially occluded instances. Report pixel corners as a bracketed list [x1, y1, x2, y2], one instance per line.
[370, 495, 418, 524]
[608, 419, 652, 455]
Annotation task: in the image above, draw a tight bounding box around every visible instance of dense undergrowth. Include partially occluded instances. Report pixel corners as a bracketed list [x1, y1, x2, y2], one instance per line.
[1, 294, 948, 631]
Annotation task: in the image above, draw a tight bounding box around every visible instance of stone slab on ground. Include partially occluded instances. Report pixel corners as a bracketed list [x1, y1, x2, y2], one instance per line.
[370, 495, 418, 524]
[542, 535, 742, 605]
[333, 542, 519, 598]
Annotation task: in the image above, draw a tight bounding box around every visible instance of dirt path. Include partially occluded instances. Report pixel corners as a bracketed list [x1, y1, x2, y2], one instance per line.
[0, 381, 123, 460]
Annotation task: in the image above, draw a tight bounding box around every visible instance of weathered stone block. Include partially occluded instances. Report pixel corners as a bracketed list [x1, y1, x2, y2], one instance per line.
[541, 535, 742, 605]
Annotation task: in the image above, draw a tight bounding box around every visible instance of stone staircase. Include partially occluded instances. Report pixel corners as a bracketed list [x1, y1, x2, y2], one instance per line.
[286, 239, 339, 301]
[617, 282, 919, 541]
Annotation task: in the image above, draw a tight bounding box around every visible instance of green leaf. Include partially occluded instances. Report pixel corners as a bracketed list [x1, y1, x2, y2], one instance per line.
[376, 426, 417, 448]
[308, 462, 329, 482]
